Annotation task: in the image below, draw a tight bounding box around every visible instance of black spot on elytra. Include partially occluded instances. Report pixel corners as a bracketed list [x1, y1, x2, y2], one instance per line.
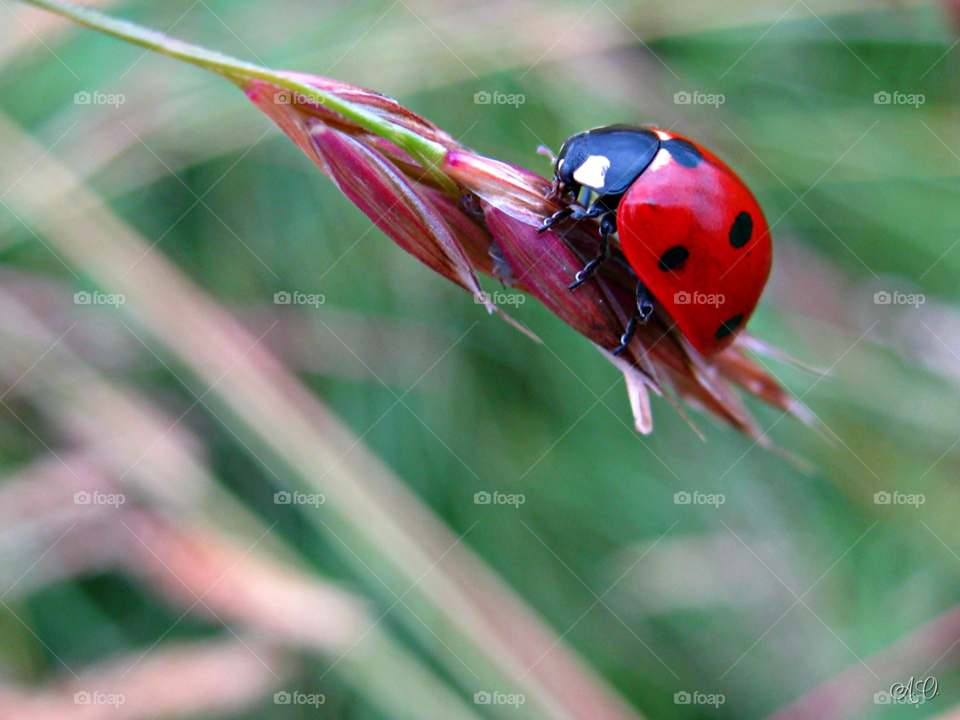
[715, 314, 744, 340]
[658, 245, 690, 272]
[729, 211, 753, 249]
[662, 138, 702, 168]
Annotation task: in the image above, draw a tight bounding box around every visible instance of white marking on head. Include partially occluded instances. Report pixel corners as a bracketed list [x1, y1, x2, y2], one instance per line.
[573, 154, 611, 188]
[648, 148, 672, 172]
[654, 129, 672, 141]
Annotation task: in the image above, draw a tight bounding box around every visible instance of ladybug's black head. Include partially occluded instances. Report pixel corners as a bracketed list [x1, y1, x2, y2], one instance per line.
[550, 131, 589, 200]
[550, 125, 660, 202]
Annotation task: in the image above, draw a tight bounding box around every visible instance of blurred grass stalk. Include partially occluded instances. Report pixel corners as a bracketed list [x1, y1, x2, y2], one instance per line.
[0, 285, 479, 720]
[3, 637, 290, 719]
[16, 0, 456, 190]
[0, 108, 642, 719]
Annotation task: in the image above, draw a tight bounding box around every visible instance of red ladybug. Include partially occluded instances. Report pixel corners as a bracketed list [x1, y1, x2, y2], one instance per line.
[539, 125, 772, 357]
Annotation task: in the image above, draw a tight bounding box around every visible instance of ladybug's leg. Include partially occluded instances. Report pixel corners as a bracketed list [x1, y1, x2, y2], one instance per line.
[538, 206, 575, 233]
[613, 316, 638, 356]
[568, 210, 614, 290]
[538, 201, 597, 234]
[636, 280, 655, 321]
[612, 280, 656, 356]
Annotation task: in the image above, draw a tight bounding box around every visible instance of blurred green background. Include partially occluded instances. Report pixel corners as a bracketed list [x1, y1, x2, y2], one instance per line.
[1, 1, 960, 719]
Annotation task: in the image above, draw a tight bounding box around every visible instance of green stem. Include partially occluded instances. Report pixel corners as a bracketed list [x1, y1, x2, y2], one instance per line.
[19, 0, 453, 185]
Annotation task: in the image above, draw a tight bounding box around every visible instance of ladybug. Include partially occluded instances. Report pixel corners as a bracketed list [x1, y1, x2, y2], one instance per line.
[539, 124, 772, 357]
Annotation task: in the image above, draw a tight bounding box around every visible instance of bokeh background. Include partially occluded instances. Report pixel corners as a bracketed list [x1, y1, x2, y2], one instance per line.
[1, 0, 960, 718]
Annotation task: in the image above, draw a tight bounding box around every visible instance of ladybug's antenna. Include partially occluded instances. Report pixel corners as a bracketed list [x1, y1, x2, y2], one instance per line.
[536, 144, 557, 165]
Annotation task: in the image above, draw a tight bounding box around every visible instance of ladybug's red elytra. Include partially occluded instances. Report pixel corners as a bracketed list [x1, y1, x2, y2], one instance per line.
[539, 124, 772, 357]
